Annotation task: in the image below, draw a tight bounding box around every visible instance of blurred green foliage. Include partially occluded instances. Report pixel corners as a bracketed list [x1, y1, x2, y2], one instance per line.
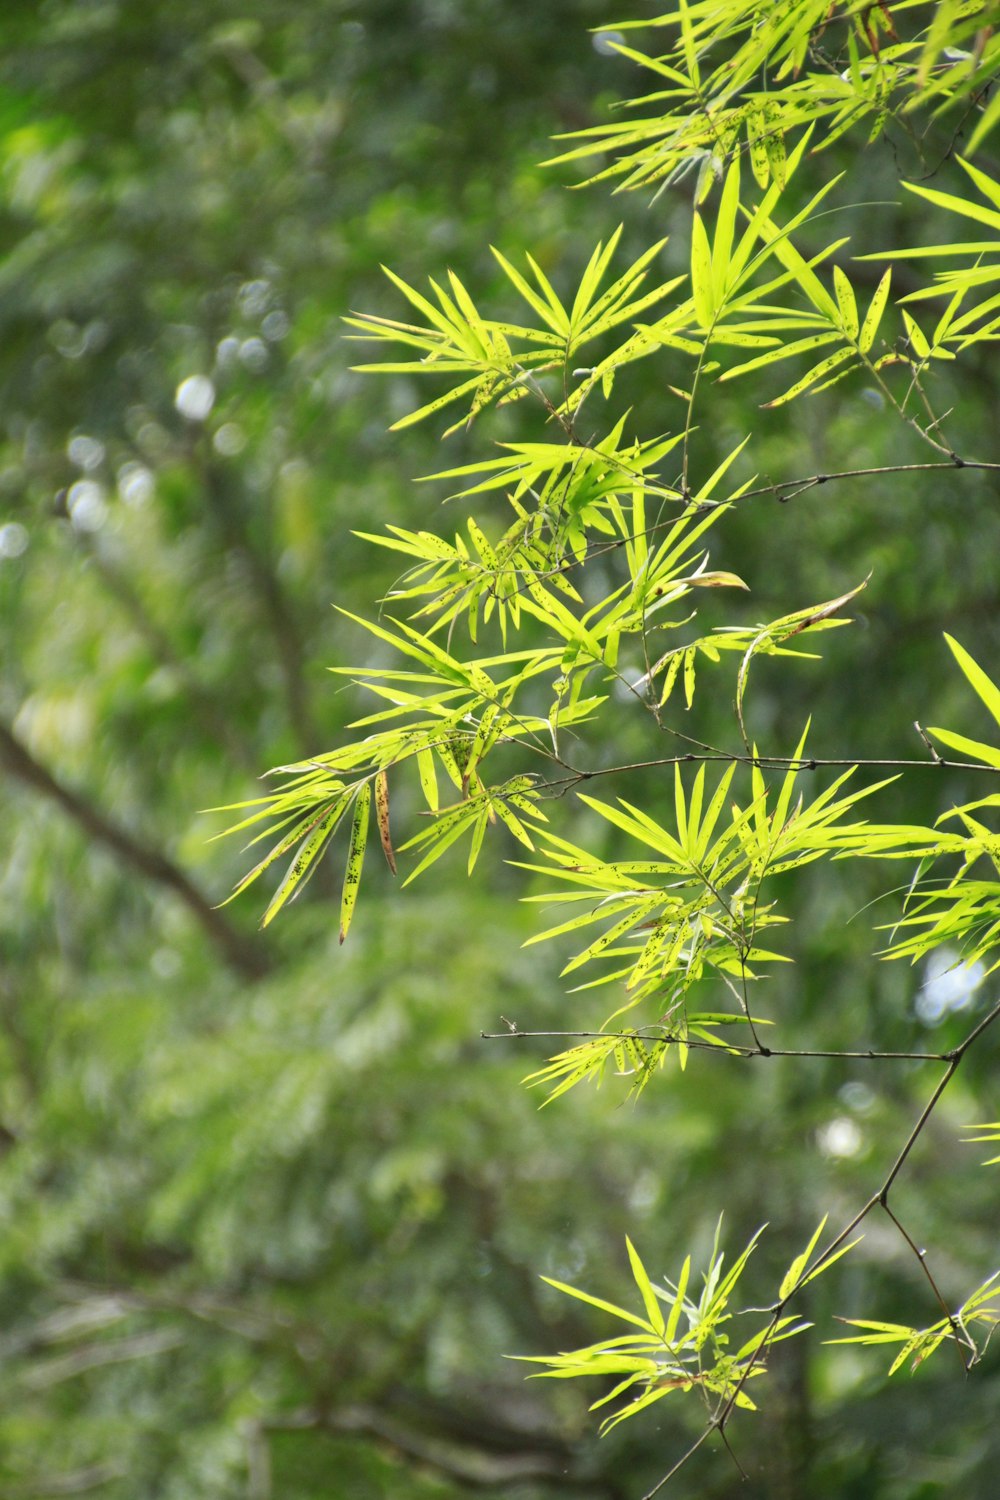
[1, 2, 1000, 1496]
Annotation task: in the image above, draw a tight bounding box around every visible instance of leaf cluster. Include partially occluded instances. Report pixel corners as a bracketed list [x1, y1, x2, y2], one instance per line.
[521, 1218, 850, 1432]
[212, 0, 1000, 1478]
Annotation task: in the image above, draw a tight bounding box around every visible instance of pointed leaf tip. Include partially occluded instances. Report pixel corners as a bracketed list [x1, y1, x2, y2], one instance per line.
[340, 782, 371, 943]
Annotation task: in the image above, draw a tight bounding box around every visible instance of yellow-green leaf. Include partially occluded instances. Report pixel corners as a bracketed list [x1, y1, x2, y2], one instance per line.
[712, 159, 740, 306]
[833, 265, 859, 340]
[859, 268, 891, 353]
[375, 769, 396, 874]
[339, 782, 371, 944]
[902, 309, 930, 360]
[416, 746, 439, 811]
[626, 1238, 665, 1335]
[690, 211, 715, 331]
[539, 1275, 654, 1330]
[664, 1255, 690, 1345]
[927, 726, 1000, 769]
[747, 110, 770, 190]
[779, 1216, 827, 1300]
[943, 633, 1000, 730]
[763, 346, 856, 408]
[262, 801, 345, 929]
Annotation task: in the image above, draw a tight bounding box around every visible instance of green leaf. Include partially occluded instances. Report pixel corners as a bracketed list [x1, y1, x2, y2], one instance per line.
[261, 800, 347, 929]
[569, 225, 624, 333]
[690, 211, 715, 330]
[626, 1238, 666, 1336]
[711, 158, 740, 305]
[491, 245, 570, 338]
[762, 346, 856, 407]
[539, 1276, 654, 1331]
[375, 768, 396, 874]
[526, 251, 571, 336]
[903, 171, 1000, 235]
[720, 330, 840, 383]
[964, 1121, 1000, 1165]
[926, 727, 1000, 770]
[219, 806, 334, 909]
[942, 633, 1000, 731]
[901, 309, 930, 360]
[833, 265, 859, 340]
[777, 1218, 859, 1301]
[859, 267, 892, 353]
[827, 1319, 918, 1345]
[779, 1217, 828, 1300]
[339, 782, 371, 944]
[663, 1256, 691, 1345]
[966, 81, 1000, 154]
[747, 109, 770, 189]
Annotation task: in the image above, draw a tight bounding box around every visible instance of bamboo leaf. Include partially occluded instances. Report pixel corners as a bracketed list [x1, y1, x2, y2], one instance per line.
[220, 806, 337, 908]
[902, 176, 1000, 235]
[569, 226, 623, 333]
[859, 267, 892, 352]
[827, 1319, 916, 1344]
[261, 800, 346, 929]
[375, 769, 396, 874]
[779, 1216, 827, 1299]
[764, 117, 786, 189]
[401, 807, 476, 885]
[525, 251, 571, 335]
[942, 633, 1000, 731]
[926, 726, 1000, 769]
[720, 330, 841, 382]
[902, 309, 931, 360]
[539, 1276, 654, 1331]
[385, 373, 485, 431]
[762, 346, 856, 407]
[467, 806, 490, 874]
[833, 265, 859, 340]
[966, 83, 1000, 154]
[711, 159, 740, 305]
[339, 782, 371, 944]
[491, 245, 569, 337]
[663, 1256, 691, 1345]
[690, 211, 715, 331]
[626, 1239, 666, 1336]
[747, 109, 770, 189]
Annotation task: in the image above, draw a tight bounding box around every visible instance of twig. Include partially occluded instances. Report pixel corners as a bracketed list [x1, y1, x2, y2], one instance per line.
[481, 1027, 951, 1061]
[0, 719, 271, 982]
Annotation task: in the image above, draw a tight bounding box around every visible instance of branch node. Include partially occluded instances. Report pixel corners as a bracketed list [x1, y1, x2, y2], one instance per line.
[914, 721, 942, 763]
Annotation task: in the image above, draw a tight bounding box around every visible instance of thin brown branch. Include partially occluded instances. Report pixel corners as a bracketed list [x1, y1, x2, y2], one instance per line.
[539, 746, 993, 797]
[424, 458, 1000, 610]
[878, 1058, 959, 1201]
[564, 457, 1000, 574]
[481, 1028, 948, 1061]
[600, 995, 1000, 1495]
[0, 719, 271, 982]
[639, 1425, 717, 1500]
[879, 1198, 975, 1370]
